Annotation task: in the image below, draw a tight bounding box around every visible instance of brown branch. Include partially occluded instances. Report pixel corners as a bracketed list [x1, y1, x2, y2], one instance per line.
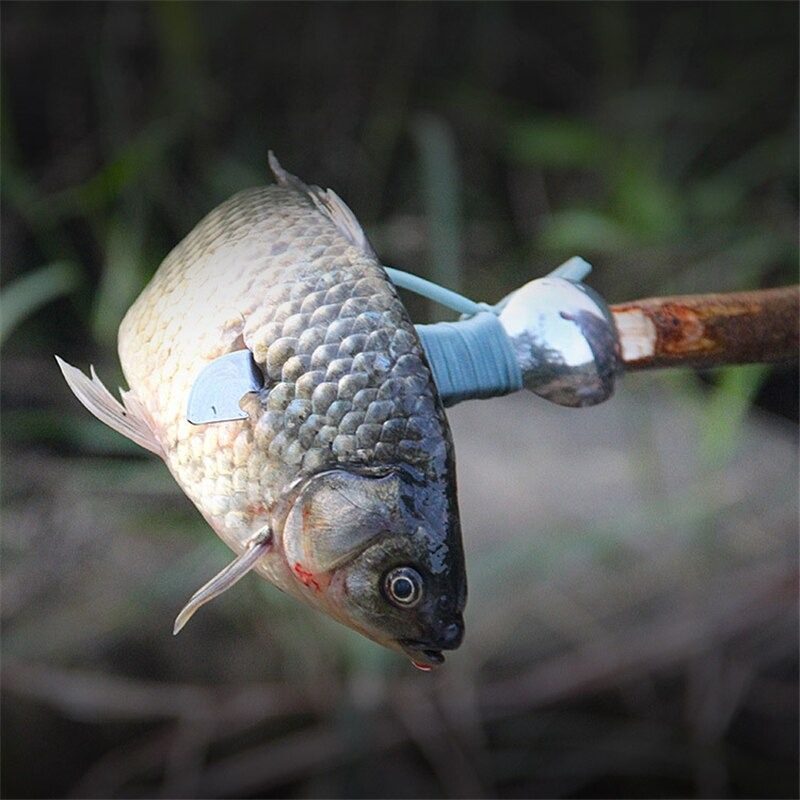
[479, 567, 797, 714]
[1, 661, 319, 722]
[611, 286, 799, 371]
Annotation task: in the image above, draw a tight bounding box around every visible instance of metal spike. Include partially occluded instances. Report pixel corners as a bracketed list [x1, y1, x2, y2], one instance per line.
[186, 350, 264, 425]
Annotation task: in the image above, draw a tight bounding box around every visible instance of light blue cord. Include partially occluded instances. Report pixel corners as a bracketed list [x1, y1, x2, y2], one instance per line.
[547, 256, 592, 282]
[385, 257, 592, 405]
[416, 313, 523, 407]
[386, 257, 592, 315]
[384, 267, 487, 316]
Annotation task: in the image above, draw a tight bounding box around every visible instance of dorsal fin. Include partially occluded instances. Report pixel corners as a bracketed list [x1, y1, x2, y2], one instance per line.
[55, 356, 163, 457]
[268, 151, 377, 259]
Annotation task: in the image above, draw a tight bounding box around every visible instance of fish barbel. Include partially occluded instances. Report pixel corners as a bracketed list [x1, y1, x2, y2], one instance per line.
[57, 155, 466, 668]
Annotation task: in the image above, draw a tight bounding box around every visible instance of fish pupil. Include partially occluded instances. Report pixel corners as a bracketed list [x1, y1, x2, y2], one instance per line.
[393, 577, 414, 600]
[384, 566, 422, 607]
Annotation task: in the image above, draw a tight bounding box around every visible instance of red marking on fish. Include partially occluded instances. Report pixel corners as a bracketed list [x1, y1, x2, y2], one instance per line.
[412, 661, 433, 672]
[293, 562, 320, 592]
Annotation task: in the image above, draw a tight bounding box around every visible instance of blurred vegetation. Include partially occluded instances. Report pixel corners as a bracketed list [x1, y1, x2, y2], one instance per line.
[1, 3, 797, 798]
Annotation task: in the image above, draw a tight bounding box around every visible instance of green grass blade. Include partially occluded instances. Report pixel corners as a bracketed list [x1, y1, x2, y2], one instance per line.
[413, 114, 463, 314]
[0, 262, 82, 345]
[699, 364, 771, 469]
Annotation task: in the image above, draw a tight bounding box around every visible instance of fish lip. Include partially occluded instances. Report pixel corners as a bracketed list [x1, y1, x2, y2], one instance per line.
[399, 639, 446, 667]
[420, 649, 444, 665]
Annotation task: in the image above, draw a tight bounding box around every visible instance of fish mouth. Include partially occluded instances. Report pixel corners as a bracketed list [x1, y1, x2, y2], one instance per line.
[399, 618, 465, 669]
[399, 640, 447, 669]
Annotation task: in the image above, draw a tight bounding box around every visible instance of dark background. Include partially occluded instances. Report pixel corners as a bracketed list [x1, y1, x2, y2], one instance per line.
[2, 3, 797, 798]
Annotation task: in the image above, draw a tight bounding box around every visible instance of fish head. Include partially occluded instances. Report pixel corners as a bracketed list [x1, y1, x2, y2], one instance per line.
[280, 467, 466, 668]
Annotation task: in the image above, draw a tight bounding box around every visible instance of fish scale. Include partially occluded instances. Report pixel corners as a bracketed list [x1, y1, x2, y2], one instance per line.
[117, 181, 452, 590]
[59, 157, 466, 666]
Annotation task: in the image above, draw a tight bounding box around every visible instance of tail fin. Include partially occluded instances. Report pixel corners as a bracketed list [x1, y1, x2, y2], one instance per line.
[55, 356, 163, 457]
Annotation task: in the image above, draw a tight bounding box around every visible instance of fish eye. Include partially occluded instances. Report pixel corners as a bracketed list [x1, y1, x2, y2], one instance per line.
[383, 566, 423, 608]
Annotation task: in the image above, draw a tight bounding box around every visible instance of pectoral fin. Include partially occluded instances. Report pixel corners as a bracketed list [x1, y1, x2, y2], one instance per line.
[55, 356, 163, 456]
[173, 527, 272, 634]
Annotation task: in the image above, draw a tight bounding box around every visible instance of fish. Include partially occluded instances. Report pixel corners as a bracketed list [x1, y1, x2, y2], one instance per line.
[56, 154, 467, 669]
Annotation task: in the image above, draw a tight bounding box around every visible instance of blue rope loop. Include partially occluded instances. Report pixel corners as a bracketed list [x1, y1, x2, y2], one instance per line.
[386, 258, 592, 406]
[384, 267, 485, 316]
[416, 313, 522, 407]
[385, 257, 592, 317]
[386, 267, 519, 405]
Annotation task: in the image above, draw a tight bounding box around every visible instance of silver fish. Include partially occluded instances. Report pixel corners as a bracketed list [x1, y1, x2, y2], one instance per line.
[57, 154, 466, 668]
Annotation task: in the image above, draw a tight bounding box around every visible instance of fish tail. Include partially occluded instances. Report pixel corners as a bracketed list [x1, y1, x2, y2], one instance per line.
[55, 356, 163, 456]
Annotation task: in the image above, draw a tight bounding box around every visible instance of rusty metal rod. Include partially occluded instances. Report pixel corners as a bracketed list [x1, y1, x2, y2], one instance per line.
[610, 286, 799, 371]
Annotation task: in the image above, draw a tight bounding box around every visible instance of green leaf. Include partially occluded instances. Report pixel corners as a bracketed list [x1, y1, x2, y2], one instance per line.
[2, 409, 148, 456]
[413, 114, 464, 311]
[507, 117, 609, 169]
[42, 118, 180, 219]
[539, 209, 634, 255]
[0, 262, 82, 345]
[611, 152, 682, 240]
[698, 364, 770, 469]
[91, 215, 147, 345]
